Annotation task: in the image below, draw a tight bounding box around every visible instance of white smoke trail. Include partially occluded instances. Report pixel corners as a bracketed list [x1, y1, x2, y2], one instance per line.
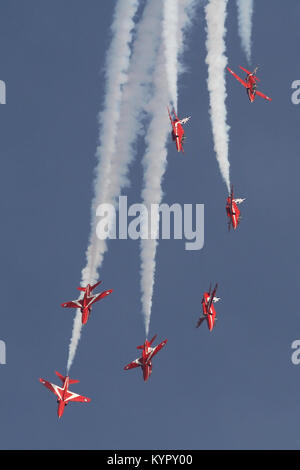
[67, 0, 139, 372]
[205, 0, 231, 194]
[162, 0, 197, 111]
[162, 0, 179, 110]
[67, 0, 164, 372]
[81, 0, 140, 288]
[140, 45, 169, 339]
[140, 0, 196, 337]
[236, 0, 254, 64]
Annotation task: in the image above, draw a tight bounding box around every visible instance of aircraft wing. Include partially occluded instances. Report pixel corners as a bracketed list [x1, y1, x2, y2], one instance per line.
[196, 317, 206, 328]
[239, 65, 260, 81]
[61, 300, 82, 309]
[167, 107, 173, 125]
[124, 358, 142, 370]
[229, 191, 234, 215]
[255, 90, 272, 101]
[239, 65, 252, 76]
[206, 297, 213, 315]
[173, 109, 179, 121]
[39, 378, 63, 400]
[227, 67, 248, 88]
[148, 340, 168, 360]
[211, 284, 218, 300]
[206, 285, 217, 314]
[64, 391, 91, 403]
[87, 289, 113, 308]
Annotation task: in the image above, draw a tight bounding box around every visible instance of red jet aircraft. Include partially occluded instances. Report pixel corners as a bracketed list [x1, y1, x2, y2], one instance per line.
[196, 284, 220, 331]
[39, 371, 91, 419]
[61, 281, 113, 325]
[226, 186, 245, 231]
[167, 107, 191, 153]
[227, 66, 272, 103]
[124, 335, 168, 381]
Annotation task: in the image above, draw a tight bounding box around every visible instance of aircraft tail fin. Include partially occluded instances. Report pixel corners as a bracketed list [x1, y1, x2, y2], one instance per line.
[234, 198, 245, 204]
[180, 116, 191, 125]
[69, 379, 80, 385]
[239, 65, 260, 81]
[77, 281, 102, 293]
[55, 371, 79, 385]
[55, 371, 66, 384]
[90, 281, 102, 292]
[253, 66, 260, 81]
[149, 334, 158, 345]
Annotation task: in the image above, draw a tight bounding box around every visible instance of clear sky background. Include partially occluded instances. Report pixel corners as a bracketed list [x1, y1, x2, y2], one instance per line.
[0, 0, 299, 450]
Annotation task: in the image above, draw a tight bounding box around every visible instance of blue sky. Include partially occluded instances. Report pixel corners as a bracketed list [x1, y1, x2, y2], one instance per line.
[0, 0, 300, 450]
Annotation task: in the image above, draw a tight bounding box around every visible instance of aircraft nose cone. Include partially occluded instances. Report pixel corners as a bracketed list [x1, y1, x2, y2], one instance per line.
[57, 402, 65, 418]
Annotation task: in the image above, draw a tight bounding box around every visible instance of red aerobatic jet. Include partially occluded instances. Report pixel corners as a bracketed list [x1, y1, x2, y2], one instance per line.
[196, 284, 220, 331]
[124, 335, 168, 382]
[39, 371, 91, 419]
[167, 107, 191, 153]
[226, 186, 245, 231]
[227, 66, 272, 103]
[61, 281, 113, 325]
